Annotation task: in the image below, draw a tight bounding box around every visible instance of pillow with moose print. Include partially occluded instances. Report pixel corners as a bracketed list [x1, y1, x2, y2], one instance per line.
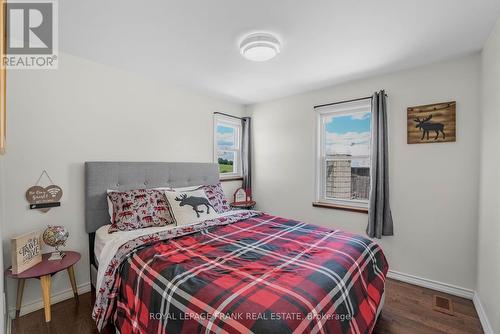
[108, 189, 174, 233]
[169, 183, 230, 213]
[165, 189, 220, 226]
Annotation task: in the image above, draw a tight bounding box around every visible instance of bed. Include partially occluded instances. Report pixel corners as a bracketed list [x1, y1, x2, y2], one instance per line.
[85, 162, 388, 334]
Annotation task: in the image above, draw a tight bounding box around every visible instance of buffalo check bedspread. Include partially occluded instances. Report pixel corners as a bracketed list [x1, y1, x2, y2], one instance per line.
[93, 212, 388, 333]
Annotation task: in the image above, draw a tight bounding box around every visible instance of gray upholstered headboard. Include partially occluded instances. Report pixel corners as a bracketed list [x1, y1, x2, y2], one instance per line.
[85, 161, 220, 233]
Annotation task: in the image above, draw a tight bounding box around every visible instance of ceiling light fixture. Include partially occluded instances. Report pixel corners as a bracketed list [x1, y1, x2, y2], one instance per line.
[240, 32, 281, 62]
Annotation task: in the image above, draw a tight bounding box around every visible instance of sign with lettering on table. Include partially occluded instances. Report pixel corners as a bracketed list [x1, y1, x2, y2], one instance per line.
[11, 230, 42, 274]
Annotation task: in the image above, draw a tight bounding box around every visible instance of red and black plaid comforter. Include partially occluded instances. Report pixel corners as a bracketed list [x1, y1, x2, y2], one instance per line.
[98, 213, 388, 333]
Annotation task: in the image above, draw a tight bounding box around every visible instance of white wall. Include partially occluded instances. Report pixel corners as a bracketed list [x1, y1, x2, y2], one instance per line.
[248, 54, 481, 290]
[2, 52, 243, 315]
[478, 16, 500, 334]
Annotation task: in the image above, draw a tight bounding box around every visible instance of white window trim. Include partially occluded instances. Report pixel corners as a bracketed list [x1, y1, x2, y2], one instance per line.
[314, 99, 372, 209]
[213, 114, 243, 179]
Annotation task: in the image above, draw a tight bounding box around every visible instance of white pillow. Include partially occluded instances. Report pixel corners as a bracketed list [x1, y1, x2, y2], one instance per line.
[164, 189, 220, 226]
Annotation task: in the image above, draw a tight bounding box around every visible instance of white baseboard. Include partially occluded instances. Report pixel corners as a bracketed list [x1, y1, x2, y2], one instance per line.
[473, 292, 494, 334]
[7, 281, 91, 318]
[6, 313, 11, 334]
[387, 270, 474, 299]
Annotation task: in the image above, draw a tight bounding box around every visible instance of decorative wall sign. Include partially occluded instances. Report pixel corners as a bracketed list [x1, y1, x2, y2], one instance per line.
[407, 101, 456, 144]
[11, 230, 42, 274]
[25, 170, 63, 212]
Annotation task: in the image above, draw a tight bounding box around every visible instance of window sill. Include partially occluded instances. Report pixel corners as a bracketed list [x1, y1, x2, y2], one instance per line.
[312, 202, 368, 214]
[220, 176, 243, 182]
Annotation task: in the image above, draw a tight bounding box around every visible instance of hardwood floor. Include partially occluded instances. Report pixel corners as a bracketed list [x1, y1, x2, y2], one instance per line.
[373, 279, 483, 334]
[11, 279, 483, 334]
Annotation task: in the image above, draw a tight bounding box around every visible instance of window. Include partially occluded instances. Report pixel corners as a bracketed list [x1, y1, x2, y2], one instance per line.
[315, 99, 372, 209]
[214, 114, 242, 178]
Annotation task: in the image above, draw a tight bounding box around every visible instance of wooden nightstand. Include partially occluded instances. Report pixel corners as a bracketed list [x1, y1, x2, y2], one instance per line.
[5, 251, 81, 322]
[230, 201, 256, 210]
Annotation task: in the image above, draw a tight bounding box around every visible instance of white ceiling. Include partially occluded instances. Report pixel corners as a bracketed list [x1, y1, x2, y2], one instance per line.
[60, 0, 500, 104]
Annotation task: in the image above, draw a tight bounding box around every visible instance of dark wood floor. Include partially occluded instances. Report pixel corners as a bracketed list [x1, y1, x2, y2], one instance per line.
[12, 278, 483, 334]
[373, 279, 483, 334]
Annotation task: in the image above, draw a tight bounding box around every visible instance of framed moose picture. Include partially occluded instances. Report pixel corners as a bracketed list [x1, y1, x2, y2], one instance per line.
[407, 101, 456, 144]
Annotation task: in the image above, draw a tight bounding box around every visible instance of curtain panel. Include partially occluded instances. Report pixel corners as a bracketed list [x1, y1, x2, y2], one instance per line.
[367, 90, 394, 238]
[241, 117, 252, 196]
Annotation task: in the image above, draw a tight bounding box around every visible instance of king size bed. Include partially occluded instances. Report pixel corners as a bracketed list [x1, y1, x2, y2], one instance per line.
[85, 162, 388, 334]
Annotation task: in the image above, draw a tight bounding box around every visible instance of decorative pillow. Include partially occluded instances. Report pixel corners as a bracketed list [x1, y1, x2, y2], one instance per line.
[202, 183, 230, 213]
[164, 189, 220, 226]
[107, 189, 118, 222]
[170, 185, 203, 192]
[108, 189, 174, 232]
[107, 187, 171, 223]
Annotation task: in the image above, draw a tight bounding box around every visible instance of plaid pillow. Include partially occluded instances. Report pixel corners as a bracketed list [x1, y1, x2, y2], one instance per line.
[202, 183, 230, 213]
[108, 189, 174, 233]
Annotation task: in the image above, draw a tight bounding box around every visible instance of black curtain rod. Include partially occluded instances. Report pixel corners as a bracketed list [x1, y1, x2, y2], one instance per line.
[213, 112, 246, 121]
[314, 92, 388, 109]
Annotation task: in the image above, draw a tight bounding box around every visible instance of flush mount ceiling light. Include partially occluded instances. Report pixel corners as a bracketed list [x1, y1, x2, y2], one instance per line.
[240, 32, 281, 62]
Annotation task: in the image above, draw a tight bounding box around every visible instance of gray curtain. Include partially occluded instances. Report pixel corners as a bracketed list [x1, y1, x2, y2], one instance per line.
[367, 90, 394, 238]
[241, 117, 252, 197]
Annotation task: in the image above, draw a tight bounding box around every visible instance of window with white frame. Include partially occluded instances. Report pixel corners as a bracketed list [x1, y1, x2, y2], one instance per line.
[214, 114, 242, 178]
[315, 99, 372, 208]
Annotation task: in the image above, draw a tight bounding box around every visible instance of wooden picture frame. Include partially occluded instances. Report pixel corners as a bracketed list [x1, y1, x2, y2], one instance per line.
[0, 0, 6, 154]
[11, 230, 42, 274]
[407, 101, 456, 144]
